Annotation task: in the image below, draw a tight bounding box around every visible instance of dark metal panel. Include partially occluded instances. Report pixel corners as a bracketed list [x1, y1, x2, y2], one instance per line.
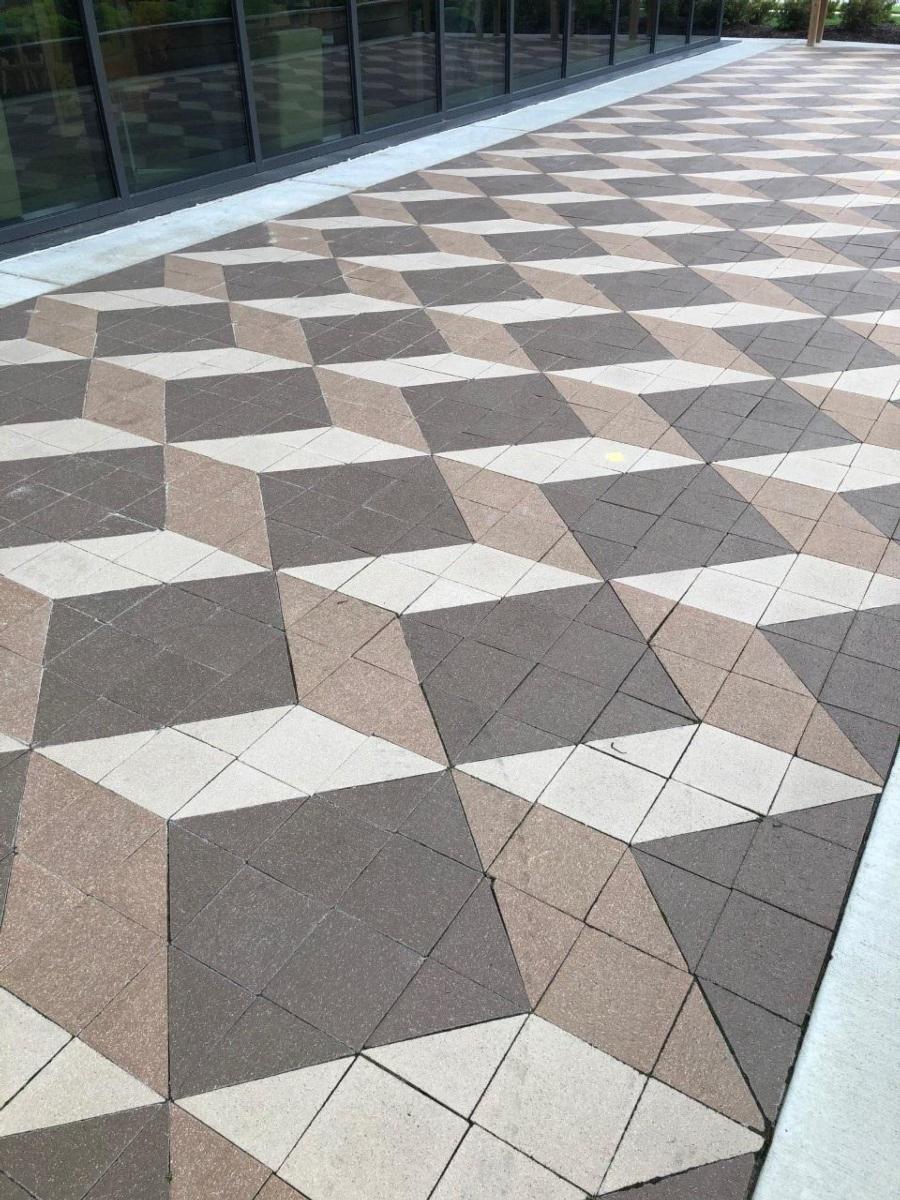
[506, 0, 515, 92]
[347, 0, 366, 133]
[75, 0, 131, 201]
[562, 0, 574, 77]
[0, 198, 124, 250]
[101, 162, 259, 209]
[436, 0, 447, 111]
[651, 0, 662, 53]
[231, 0, 264, 164]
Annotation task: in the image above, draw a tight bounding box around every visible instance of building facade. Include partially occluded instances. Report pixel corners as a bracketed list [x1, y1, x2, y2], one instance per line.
[0, 0, 723, 248]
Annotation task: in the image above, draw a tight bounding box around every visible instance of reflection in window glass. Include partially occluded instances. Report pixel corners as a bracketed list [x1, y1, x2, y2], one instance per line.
[614, 0, 653, 61]
[568, 0, 613, 75]
[655, 0, 689, 48]
[512, 0, 562, 90]
[245, 0, 355, 156]
[358, 0, 437, 129]
[690, 0, 720, 37]
[444, 0, 507, 107]
[0, 1, 114, 228]
[92, 0, 250, 192]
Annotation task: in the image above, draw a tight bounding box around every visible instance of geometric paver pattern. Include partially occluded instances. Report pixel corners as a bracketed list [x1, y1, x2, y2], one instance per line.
[1, 42, 899, 1200]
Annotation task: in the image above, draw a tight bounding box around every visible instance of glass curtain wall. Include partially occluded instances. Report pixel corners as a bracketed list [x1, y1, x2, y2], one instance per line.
[614, 0, 654, 61]
[512, 0, 563, 90]
[357, 0, 438, 129]
[91, 0, 250, 192]
[568, 0, 613, 75]
[0, 0, 725, 242]
[0, 0, 114, 229]
[444, 0, 507, 106]
[655, 0, 690, 47]
[691, 0, 721, 37]
[244, 0, 355, 155]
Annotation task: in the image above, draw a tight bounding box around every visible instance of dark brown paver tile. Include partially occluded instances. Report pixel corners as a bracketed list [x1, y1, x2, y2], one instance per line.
[173, 866, 326, 992]
[0, 1106, 163, 1200]
[249, 797, 389, 905]
[339, 835, 480, 954]
[698, 892, 833, 1024]
[735, 820, 857, 928]
[264, 908, 421, 1048]
[700, 980, 802, 1123]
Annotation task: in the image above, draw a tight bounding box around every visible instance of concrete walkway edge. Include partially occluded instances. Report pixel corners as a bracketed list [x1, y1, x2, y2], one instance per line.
[753, 752, 900, 1200]
[0, 39, 778, 304]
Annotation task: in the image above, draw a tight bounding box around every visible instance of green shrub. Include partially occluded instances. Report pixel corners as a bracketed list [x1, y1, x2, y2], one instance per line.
[722, 0, 775, 26]
[775, 0, 810, 28]
[842, 0, 893, 31]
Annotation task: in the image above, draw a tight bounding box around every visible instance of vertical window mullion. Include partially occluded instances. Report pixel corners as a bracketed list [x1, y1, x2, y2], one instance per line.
[231, 0, 264, 163]
[75, 0, 131, 200]
[609, 0, 620, 63]
[562, 0, 573, 76]
[348, 0, 366, 133]
[436, 0, 446, 111]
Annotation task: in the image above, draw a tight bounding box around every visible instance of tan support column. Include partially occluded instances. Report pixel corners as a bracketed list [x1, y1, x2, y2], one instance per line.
[807, 0, 823, 45]
[816, 0, 828, 42]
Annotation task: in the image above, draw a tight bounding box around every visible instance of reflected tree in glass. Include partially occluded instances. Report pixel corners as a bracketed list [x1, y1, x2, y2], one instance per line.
[614, 0, 654, 60]
[92, 0, 250, 192]
[691, 0, 720, 36]
[0, 0, 114, 227]
[655, 0, 690, 47]
[568, 0, 613, 75]
[512, 0, 563, 90]
[244, 0, 355, 156]
[358, 0, 438, 129]
[444, 0, 507, 107]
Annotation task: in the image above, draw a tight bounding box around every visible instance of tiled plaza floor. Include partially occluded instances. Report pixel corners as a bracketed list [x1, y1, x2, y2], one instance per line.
[1, 41, 900, 1200]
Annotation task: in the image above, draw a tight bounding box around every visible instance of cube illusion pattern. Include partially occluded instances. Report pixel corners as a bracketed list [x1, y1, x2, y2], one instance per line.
[1, 42, 900, 1200]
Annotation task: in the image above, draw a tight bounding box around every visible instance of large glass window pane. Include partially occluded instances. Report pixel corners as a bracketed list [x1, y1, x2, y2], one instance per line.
[444, 0, 506, 107]
[655, 0, 689, 47]
[690, 0, 720, 37]
[512, 0, 562, 90]
[0, 1, 114, 228]
[358, 0, 437, 130]
[614, 0, 653, 61]
[92, 0, 250, 192]
[245, 0, 355, 156]
[568, 0, 613, 75]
